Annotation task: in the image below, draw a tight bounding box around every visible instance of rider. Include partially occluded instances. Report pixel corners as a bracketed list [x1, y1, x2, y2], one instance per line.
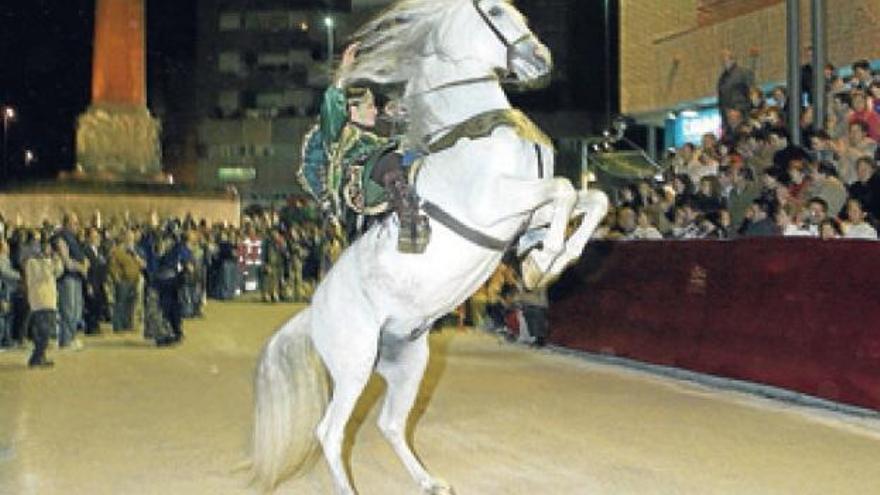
[313, 44, 428, 253]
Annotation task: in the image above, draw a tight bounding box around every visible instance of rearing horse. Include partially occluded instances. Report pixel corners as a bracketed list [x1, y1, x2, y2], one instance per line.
[250, 1, 609, 493]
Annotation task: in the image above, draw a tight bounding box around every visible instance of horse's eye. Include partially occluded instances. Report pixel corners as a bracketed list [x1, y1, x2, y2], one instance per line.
[488, 6, 504, 17]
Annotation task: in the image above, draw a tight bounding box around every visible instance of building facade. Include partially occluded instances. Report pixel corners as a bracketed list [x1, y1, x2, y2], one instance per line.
[620, 0, 880, 123]
[194, 0, 359, 205]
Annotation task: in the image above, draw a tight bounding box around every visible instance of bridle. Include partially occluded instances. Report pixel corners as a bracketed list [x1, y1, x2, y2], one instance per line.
[472, 0, 532, 50]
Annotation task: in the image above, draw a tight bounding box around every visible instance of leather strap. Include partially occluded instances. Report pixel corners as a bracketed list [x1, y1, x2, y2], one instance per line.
[422, 201, 510, 251]
[534, 144, 544, 179]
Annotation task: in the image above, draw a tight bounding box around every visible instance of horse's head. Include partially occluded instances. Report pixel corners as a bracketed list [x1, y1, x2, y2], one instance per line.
[456, 0, 553, 86]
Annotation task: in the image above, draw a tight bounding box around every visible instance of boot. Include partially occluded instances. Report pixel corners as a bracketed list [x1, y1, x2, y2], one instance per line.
[382, 168, 430, 254]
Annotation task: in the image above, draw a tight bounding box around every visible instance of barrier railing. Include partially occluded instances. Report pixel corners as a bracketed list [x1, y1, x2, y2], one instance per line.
[548, 239, 880, 411]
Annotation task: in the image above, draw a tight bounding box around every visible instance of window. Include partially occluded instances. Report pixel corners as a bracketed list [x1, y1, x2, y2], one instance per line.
[218, 51, 242, 74]
[219, 12, 241, 31]
[257, 52, 290, 72]
[244, 11, 293, 32]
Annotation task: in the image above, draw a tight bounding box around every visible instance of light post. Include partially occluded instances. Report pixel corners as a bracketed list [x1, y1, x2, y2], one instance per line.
[324, 16, 335, 76]
[2, 106, 15, 179]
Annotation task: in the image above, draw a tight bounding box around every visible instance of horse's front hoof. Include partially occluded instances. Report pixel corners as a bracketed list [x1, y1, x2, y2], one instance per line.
[423, 478, 455, 495]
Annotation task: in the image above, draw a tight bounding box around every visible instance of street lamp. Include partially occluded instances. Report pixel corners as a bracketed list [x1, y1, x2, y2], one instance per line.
[324, 16, 335, 75]
[2, 106, 15, 179]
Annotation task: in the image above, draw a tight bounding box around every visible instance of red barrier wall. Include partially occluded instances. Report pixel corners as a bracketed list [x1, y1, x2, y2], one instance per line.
[548, 239, 880, 411]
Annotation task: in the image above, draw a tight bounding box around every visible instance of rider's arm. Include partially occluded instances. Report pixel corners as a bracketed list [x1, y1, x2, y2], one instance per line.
[320, 44, 359, 150]
[320, 86, 348, 149]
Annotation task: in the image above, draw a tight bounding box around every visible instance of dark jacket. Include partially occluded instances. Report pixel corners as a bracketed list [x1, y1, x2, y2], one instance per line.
[718, 63, 755, 112]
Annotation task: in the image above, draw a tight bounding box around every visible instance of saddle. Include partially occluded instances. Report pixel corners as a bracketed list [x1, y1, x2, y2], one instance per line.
[342, 142, 409, 215]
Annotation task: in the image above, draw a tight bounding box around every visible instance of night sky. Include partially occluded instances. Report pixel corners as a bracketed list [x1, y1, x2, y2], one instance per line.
[0, 0, 616, 181]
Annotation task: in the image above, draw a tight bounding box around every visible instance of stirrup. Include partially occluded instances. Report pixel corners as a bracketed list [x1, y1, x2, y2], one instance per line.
[398, 214, 431, 254]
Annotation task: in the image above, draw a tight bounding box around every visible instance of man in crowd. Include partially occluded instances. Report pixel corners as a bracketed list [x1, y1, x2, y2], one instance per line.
[836, 121, 877, 185]
[55, 213, 88, 350]
[805, 197, 830, 236]
[743, 199, 779, 237]
[848, 156, 880, 221]
[83, 227, 109, 335]
[851, 59, 874, 92]
[725, 165, 761, 232]
[0, 238, 20, 348]
[109, 229, 145, 332]
[842, 197, 878, 239]
[718, 49, 755, 135]
[807, 161, 847, 217]
[153, 229, 192, 346]
[23, 234, 64, 368]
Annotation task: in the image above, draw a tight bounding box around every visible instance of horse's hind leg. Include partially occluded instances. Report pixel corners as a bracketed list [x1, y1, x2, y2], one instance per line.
[376, 332, 454, 495]
[313, 325, 378, 495]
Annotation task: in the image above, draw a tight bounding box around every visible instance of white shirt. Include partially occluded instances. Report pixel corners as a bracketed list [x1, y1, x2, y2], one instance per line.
[782, 224, 815, 237]
[844, 222, 878, 240]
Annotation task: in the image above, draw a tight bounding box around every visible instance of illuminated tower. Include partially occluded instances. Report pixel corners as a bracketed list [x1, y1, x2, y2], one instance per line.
[76, 0, 162, 179]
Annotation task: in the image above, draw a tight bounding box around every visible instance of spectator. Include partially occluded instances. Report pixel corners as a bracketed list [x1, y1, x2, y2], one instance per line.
[868, 81, 880, 114]
[22, 236, 63, 368]
[83, 227, 109, 335]
[848, 90, 880, 142]
[687, 149, 719, 185]
[847, 156, 880, 218]
[742, 199, 780, 237]
[828, 91, 853, 140]
[834, 121, 876, 185]
[807, 161, 848, 217]
[261, 228, 290, 303]
[786, 159, 812, 209]
[630, 208, 663, 240]
[516, 286, 549, 347]
[770, 85, 789, 123]
[725, 165, 761, 232]
[776, 203, 812, 237]
[842, 197, 878, 240]
[616, 207, 637, 238]
[804, 197, 829, 236]
[152, 229, 192, 346]
[672, 174, 696, 207]
[671, 204, 701, 239]
[819, 218, 843, 240]
[108, 229, 145, 332]
[718, 49, 755, 134]
[182, 229, 206, 318]
[692, 176, 724, 215]
[851, 59, 874, 92]
[0, 238, 20, 349]
[748, 85, 767, 117]
[672, 143, 698, 176]
[55, 214, 88, 350]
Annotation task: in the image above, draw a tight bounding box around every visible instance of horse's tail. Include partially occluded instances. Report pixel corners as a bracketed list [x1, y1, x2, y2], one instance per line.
[250, 308, 329, 492]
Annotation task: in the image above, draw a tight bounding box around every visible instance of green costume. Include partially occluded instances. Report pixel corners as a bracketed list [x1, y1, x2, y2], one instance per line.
[299, 85, 429, 253]
[320, 86, 393, 216]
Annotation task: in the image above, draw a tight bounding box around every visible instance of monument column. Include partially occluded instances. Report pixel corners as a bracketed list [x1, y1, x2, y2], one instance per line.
[76, 0, 162, 179]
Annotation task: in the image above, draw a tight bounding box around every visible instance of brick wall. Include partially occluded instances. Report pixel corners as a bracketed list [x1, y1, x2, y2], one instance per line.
[620, 0, 880, 117]
[0, 191, 240, 226]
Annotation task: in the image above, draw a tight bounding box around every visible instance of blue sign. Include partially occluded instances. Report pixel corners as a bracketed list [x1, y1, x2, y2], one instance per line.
[665, 108, 722, 148]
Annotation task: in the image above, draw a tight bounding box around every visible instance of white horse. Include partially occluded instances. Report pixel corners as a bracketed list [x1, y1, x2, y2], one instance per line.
[250, 1, 609, 493]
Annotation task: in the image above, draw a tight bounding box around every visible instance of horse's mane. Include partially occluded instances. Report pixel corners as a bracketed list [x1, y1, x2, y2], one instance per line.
[337, 0, 473, 86]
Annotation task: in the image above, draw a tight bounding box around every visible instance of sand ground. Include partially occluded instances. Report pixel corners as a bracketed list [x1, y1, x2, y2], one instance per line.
[1, 299, 879, 495]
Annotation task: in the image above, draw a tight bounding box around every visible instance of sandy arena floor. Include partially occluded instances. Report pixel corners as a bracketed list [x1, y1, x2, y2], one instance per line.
[1, 299, 880, 495]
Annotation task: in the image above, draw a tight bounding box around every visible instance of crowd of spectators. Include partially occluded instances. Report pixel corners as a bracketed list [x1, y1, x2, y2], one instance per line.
[0, 198, 343, 367]
[597, 56, 880, 241]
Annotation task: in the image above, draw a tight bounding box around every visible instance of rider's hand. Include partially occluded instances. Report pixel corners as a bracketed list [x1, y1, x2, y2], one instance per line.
[341, 43, 359, 69]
